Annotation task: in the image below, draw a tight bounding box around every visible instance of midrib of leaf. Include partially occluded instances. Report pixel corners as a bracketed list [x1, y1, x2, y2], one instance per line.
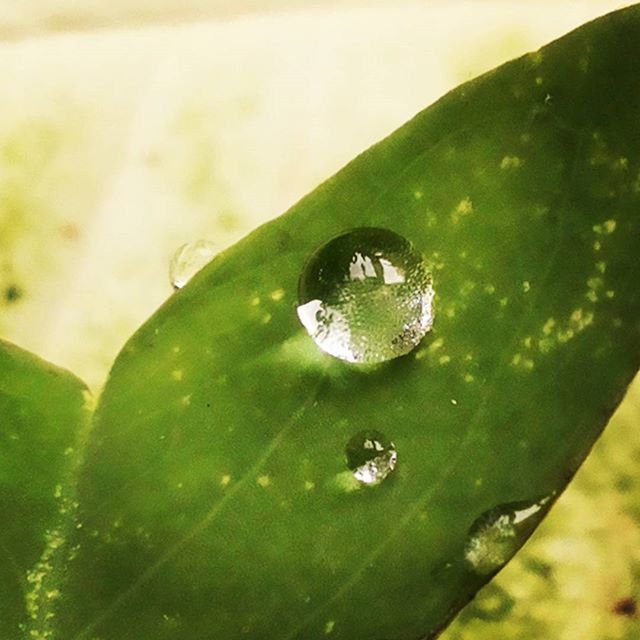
[22, 391, 94, 640]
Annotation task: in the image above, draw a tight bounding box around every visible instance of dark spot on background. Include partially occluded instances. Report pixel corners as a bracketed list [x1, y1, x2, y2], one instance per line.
[60, 222, 80, 240]
[612, 596, 637, 617]
[4, 285, 23, 304]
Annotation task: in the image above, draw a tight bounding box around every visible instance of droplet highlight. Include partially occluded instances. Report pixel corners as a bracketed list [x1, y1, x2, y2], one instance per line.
[464, 497, 551, 575]
[345, 430, 397, 485]
[169, 240, 218, 290]
[297, 227, 434, 363]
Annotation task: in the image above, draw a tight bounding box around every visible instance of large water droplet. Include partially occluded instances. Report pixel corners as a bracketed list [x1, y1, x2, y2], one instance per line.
[345, 430, 397, 485]
[464, 497, 551, 575]
[169, 240, 218, 290]
[297, 228, 434, 363]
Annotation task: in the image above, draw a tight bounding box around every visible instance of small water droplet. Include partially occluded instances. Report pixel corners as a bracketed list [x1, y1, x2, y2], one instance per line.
[169, 240, 218, 289]
[297, 228, 434, 363]
[464, 497, 551, 575]
[345, 430, 397, 485]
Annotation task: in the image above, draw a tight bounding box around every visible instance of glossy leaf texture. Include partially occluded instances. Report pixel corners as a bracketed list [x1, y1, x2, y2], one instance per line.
[36, 6, 640, 640]
[0, 340, 91, 639]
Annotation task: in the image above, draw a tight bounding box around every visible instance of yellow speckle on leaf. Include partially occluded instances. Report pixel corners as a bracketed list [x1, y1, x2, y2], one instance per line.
[325, 620, 336, 635]
[570, 308, 594, 332]
[171, 369, 184, 381]
[538, 338, 553, 354]
[460, 280, 476, 296]
[512, 353, 534, 370]
[593, 219, 617, 235]
[413, 189, 424, 200]
[522, 281, 531, 293]
[270, 288, 285, 301]
[261, 313, 272, 324]
[426, 210, 438, 227]
[542, 318, 556, 336]
[451, 197, 473, 223]
[606, 290, 615, 299]
[484, 284, 496, 294]
[250, 296, 260, 306]
[257, 475, 270, 488]
[557, 328, 575, 343]
[464, 373, 475, 383]
[220, 475, 231, 487]
[587, 277, 603, 290]
[500, 155, 523, 170]
[439, 355, 451, 365]
[304, 480, 315, 491]
[531, 50, 543, 64]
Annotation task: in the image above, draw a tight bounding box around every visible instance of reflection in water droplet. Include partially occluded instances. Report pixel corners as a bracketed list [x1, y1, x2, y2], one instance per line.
[297, 228, 434, 363]
[464, 497, 551, 575]
[169, 240, 218, 290]
[345, 430, 397, 485]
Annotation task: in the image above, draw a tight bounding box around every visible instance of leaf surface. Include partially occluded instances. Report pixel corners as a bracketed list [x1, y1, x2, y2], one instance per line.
[39, 6, 640, 639]
[0, 341, 91, 639]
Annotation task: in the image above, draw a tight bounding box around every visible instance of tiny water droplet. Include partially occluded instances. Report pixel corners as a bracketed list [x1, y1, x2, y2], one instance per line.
[345, 430, 397, 485]
[464, 497, 551, 575]
[297, 228, 434, 363]
[169, 240, 217, 290]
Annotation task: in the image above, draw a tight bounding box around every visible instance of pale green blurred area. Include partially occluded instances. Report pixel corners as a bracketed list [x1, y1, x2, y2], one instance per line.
[0, 1, 638, 637]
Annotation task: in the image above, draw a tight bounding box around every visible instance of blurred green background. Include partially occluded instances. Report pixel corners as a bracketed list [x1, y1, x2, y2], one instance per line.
[0, 1, 638, 637]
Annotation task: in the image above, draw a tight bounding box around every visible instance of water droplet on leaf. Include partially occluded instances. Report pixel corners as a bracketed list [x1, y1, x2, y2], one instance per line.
[345, 430, 397, 485]
[169, 240, 218, 290]
[464, 497, 551, 575]
[297, 227, 434, 363]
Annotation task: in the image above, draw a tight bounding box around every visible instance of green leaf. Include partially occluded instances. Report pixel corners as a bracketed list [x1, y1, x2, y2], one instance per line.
[19, 5, 640, 639]
[0, 340, 91, 639]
